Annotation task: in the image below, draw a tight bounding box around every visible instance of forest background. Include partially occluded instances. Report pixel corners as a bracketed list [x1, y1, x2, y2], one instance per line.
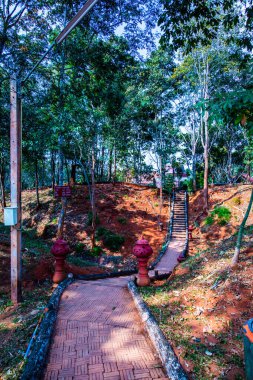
[0, 0, 253, 230]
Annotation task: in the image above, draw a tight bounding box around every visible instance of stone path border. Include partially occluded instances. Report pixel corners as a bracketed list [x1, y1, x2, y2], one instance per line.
[21, 272, 137, 380]
[128, 281, 188, 380]
[21, 277, 74, 380]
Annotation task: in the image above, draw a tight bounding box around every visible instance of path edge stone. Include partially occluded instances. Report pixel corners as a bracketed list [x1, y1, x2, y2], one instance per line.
[128, 280, 188, 380]
[20, 270, 137, 380]
[20, 277, 74, 380]
[75, 269, 137, 281]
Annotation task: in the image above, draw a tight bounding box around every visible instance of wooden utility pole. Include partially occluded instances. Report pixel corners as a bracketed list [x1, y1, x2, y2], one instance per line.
[10, 77, 22, 303]
[8, 0, 99, 303]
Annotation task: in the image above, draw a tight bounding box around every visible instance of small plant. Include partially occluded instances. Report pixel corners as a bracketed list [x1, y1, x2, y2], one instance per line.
[211, 206, 231, 225]
[75, 242, 85, 254]
[87, 211, 100, 226]
[233, 197, 241, 205]
[90, 246, 102, 256]
[204, 216, 214, 226]
[96, 227, 125, 251]
[218, 219, 227, 226]
[117, 216, 128, 225]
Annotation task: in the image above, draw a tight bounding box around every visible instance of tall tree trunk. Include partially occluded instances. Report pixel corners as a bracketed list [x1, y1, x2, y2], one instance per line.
[227, 142, 232, 183]
[65, 160, 70, 184]
[91, 145, 96, 249]
[35, 159, 40, 208]
[247, 164, 251, 178]
[192, 153, 197, 192]
[113, 146, 116, 184]
[203, 134, 209, 211]
[108, 149, 112, 182]
[51, 152, 55, 191]
[200, 57, 209, 212]
[57, 197, 67, 239]
[41, 157, 45, 187]
[70, 163, 77, 185]
[58, 134, 64, 186]
[231, 188, 253, 266]
[100, 147, 105, 180]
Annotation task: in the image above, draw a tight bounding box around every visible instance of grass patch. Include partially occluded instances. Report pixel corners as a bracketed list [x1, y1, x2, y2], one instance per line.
[22, 228, 50, 254]
[233, 197, 241, 205]
[67, 255, 99, 267]
[211, 206, 231, 225]
[0, 283, 52, 380]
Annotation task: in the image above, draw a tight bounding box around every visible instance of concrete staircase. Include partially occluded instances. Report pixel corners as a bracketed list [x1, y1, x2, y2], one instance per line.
[153, 190, 187, 274]
[171, 191, 187, 241]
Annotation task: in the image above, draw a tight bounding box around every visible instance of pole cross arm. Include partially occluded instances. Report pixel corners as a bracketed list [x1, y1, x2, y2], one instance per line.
[55, 0, 99, 44]
[22, 0, 99, 83]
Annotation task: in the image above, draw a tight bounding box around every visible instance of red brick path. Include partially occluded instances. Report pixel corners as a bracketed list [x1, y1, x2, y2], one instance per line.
[44, 277, 169, 380]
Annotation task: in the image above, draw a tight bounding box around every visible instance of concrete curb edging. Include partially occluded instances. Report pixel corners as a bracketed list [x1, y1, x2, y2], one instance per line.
[128, 281, 188, 380]
[21, 277, 74, 380]
[75, 269, 138, 281]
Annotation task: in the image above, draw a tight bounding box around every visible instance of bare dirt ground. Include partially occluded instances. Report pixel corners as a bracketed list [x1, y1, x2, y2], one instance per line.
[141, 184, 253, 380]
[0, 183, 168, 290]
[0, 183, 168, 379]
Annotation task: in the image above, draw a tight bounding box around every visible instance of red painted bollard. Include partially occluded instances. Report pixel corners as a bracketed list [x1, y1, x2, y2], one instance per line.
[51, 239, 70, 284]
[188, 225, 194, 240]
[133, 237, 153, 286]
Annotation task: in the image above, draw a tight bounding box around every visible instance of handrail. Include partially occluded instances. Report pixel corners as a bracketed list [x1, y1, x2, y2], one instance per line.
[169, 190, 175, 240]
[149, 190, 175, 270]
[178, 190, 189, 262]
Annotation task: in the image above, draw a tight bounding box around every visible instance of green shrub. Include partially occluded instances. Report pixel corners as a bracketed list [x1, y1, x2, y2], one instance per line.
[75, 242, 85, 253]
[90, 246, 102, 256]
[96, 227, 125, 251]
[181, 178, 194, 192]
[211, 206, 231, 225]
[204, 216, 214, 226]
[117, 217, 128, 224]
[218, 219, 228, 226]
[96, 227, 108, 238]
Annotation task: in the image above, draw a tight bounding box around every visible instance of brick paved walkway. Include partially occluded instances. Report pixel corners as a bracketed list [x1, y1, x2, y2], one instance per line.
[44, 277, 169, 380]
[44, 190, 188, 380]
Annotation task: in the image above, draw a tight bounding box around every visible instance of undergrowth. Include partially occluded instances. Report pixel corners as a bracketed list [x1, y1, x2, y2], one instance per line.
[96, 227, 125, 251]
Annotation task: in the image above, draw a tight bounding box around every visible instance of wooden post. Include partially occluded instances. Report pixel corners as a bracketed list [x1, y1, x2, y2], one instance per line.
[10, 77, 22, 303]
